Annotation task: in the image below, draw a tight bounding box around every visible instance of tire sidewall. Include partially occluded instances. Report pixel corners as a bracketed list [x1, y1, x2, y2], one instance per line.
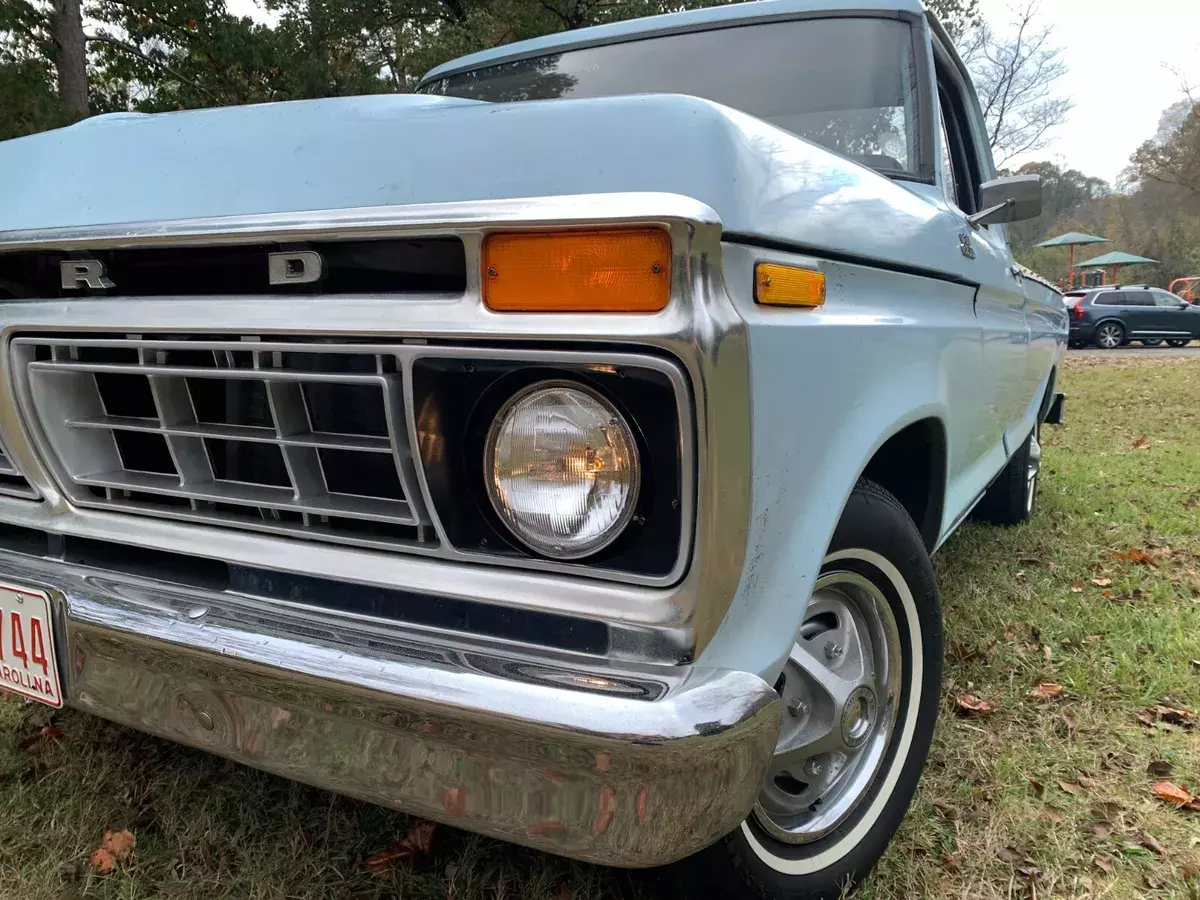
[708, 485, 943, 900]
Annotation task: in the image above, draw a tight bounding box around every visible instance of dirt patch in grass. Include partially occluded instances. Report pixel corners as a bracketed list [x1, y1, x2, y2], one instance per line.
[0, 355, 1197, 899]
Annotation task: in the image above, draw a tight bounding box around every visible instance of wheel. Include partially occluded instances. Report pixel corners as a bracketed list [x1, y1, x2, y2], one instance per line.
[1141, 338, 1164, 346]
[1094, 322, 1124, 349]
[974, 428, 1040, 526]
[1167, 338, 1191, 347]
[686, 480, 942, 900]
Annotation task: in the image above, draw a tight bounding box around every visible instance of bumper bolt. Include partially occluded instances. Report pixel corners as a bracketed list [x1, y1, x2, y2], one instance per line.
[787, 697, 809, 718]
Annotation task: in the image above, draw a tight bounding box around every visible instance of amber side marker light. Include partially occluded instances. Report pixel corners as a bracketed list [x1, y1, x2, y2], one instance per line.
[755, 263, 826, 308]
[482, 229, 671, 312]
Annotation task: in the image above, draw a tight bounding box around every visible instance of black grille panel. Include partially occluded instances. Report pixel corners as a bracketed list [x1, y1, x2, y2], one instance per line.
[16, 336, 434, 551]
[0, 237, 467, 299]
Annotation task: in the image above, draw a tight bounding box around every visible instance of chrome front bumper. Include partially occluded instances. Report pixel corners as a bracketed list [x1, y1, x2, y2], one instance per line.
[8, 549, 779, 868]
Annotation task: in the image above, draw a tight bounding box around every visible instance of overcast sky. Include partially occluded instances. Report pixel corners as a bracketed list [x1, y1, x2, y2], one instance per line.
[979, 0, 1200, 185]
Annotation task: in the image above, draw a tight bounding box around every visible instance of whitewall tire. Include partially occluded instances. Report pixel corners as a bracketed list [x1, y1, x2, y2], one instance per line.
[683, 480, 943, 900]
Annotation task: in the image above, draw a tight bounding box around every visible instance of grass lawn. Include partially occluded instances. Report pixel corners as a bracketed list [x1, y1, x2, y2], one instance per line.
[1, 353, 1197, 899]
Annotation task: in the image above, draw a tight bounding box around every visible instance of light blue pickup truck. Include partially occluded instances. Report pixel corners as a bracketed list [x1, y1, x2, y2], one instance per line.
[0, 0, 1065, 896]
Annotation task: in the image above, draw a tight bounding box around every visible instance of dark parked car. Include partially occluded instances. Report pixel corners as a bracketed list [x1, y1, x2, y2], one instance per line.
[1067, 285, 1200, 348]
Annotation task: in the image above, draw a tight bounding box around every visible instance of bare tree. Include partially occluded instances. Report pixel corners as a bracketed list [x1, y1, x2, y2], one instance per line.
[960, 2, 1071, 167]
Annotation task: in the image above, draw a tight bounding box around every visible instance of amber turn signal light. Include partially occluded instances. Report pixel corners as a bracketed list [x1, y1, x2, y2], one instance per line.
[755, 263, 826, 308]
[482, 229, 671, 313]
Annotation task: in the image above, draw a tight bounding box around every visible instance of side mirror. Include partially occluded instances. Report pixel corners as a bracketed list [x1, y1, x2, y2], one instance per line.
[968, 174, 1042, 227]
[1182, 301, 1192, 310]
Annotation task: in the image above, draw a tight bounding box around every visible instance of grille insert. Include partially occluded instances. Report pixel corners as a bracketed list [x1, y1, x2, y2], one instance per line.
[0, 438, 37, 498]
[16, 337, 433, 551]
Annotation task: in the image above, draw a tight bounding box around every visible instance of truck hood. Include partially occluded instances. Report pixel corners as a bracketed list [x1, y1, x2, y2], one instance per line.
[0, 93, 942, 268]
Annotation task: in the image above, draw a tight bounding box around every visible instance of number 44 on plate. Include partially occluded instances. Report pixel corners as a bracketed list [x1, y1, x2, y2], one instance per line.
[0, 584, 62, 708]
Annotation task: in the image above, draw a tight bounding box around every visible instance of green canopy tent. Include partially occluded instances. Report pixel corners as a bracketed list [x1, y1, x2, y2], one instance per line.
[1033, 232, 1109, 288]
[1075, 250, 1159, 287]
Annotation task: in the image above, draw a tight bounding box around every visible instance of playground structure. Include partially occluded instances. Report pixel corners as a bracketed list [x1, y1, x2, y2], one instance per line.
[1170, 276, 1200, 302]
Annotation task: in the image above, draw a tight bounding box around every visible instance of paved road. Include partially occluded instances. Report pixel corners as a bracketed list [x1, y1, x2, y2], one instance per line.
[1070, 346, 1200, 359]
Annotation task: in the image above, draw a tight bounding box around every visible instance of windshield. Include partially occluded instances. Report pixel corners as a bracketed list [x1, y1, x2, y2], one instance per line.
[421, 17, 925, 177]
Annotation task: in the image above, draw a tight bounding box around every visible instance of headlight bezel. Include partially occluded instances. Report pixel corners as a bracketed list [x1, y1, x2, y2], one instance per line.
[482, 378, 643, 561]
[409, 353, 688, 583]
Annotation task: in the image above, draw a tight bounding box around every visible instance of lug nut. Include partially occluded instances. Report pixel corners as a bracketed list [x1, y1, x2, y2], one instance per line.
[824, 642, 844, 661]
[787, 697, 809, 718]
[804, 759, 824, 776]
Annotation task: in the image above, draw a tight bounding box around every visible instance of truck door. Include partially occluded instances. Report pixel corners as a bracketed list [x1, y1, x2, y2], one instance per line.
[934, 67, 1031, 482]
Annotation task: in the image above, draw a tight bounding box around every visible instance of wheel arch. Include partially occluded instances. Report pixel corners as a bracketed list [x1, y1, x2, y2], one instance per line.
[1093, 316, 1126, 336]
[858, 417, 947, 552]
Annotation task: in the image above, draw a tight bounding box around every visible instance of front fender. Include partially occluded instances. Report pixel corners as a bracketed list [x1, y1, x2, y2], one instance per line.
[697, 243, 977, 681]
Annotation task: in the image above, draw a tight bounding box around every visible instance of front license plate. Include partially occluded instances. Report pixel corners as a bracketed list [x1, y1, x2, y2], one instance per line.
[0, 583, 62, 707]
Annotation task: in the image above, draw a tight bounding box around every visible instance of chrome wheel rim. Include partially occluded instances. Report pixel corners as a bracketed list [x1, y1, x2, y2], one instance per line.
[753, 571, 902, 844]
[1025, 430, 1041, 515]
[1098, 325, 1121, 348]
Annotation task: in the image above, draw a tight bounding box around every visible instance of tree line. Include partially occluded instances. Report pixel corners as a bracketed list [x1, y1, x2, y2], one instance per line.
[1012, 96, 1200, 289]
[1, 0, 1059, 146]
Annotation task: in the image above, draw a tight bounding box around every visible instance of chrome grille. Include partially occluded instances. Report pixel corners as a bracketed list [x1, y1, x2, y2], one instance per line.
[13, 336, 433, 551]
[0, 437, 36, 498]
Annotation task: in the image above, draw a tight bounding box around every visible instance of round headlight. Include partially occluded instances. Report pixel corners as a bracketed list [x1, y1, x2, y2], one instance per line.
[484, 381, 640, 560]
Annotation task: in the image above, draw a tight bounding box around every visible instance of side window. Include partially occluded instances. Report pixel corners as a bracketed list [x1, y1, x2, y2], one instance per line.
[1095, 292, 1123, 306]
[935, 81, 979, 214]
[937, 106, 957, 206]
[1130, 293, 1154, 307]
[1154, 291, 1182, 307]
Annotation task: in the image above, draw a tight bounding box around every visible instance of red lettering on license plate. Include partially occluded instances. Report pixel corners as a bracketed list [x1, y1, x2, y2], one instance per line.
[0, 585, 62, 707]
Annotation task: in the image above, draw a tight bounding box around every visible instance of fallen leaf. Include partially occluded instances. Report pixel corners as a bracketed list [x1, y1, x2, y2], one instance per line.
[1093, 852, 1115, 874]
[1083, 634, 1101, 644]
[1091, 823, 1113, 839]
[1060, 780, 1083, 796]
[1152, 781, 1198, 809]
[1015, 570, 1027, 583]
[1132, 435, 1150, 450]
[954, 694, 993, 716]
[363, 820, 437, 870]
[997, 846, 1023, 863]
[1140, 706, 1197, 730]
[1110, 548, 1157, 566]
[1148, 760, 1174, 778]
[89, 849, 115, 875]
[1029, 779, 1045, 798]
[1092, 801, 1123, 823]
[1140, 832, 1167, 855]
[40, 725, 63, 743]
[88, 829, 136, 874]
[1043, 644, 1053, 662]
[1090, 577, 1112, 587]
[1070, 579, 1085, 593]
[1028, 682, 1064, 700]
[1078, 774, 1099, 789]
[1018, 865, 1043, 880]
